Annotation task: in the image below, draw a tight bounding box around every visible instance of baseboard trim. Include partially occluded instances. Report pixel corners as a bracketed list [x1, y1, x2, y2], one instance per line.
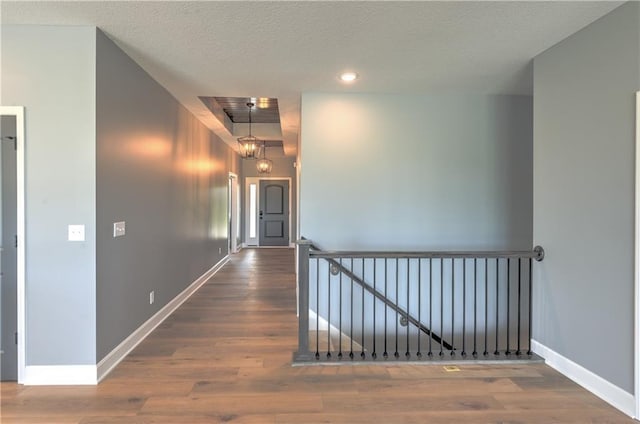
[23, 365, 97, 385]
[309, 309, 333, 332]
[308, 310, 344, 337]
[531, 339, 635, 418]
[96, 256, 230, 383]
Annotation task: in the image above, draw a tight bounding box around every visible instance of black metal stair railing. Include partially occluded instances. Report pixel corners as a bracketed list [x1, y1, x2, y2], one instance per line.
[293, 239, 544, 363]
[307, 241, 454, 352]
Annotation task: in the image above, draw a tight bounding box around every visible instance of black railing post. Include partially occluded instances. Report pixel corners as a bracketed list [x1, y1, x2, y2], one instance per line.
[527, 257, 533, 355]
[293, 240, 313, 362]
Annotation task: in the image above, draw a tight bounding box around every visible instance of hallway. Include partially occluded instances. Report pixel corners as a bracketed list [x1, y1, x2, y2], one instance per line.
[0, 248, 634, 423]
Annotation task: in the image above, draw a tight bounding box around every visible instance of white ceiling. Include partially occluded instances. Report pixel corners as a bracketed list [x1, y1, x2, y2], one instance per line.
[1, 1, 623, 156]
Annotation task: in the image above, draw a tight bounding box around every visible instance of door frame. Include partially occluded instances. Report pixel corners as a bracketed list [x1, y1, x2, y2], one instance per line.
[0, 106, 25, 384]
[635, 92, 640, 419]
[228, 172, 240, 254]
[244, 177, 292, 247]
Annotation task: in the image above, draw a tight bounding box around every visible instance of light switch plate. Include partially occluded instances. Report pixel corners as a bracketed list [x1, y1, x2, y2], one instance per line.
[68, 225, 85, 241]
[113, 221, 126, 237]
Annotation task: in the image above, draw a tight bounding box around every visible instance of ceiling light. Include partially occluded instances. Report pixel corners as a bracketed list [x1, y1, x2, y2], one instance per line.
[256, 141, 273, 174]
[237, 102, 260, 159]
[339, 72, 358, 82]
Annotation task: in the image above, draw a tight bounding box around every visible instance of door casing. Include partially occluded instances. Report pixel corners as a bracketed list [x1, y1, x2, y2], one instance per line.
[228, 172, 239, 254]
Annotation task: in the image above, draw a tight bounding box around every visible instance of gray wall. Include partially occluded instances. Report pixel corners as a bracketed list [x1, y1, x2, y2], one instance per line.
[533, 2, 639, 394]
[241, 155, 297, 243]
[96, 30, 240, 361]
[1, 26, 97, 365]
[300, 93, 533, 251]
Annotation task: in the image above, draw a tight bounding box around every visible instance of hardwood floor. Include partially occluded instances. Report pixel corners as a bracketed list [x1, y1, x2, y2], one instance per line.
[1, 248, 634, 423]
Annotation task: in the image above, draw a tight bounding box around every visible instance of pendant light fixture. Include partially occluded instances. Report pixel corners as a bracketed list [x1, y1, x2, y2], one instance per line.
[237, 102, 260, 159]
[256, 141, 273, 174]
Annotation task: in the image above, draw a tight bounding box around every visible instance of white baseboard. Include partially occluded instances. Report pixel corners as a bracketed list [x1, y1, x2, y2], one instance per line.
[309, 309, 329, 332]
[23, 257, 230, 386]
[23, 365, 97, 385]
[96, 256, 230, 383]
[531, 339, 635, 418]
[308, 309, 342, 335]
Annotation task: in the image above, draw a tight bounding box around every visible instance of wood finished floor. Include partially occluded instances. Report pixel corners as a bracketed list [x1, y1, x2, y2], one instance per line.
[1, 248, 635, 423]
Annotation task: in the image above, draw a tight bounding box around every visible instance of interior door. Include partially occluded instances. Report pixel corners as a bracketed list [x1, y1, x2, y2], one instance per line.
[0, 116, 17, 381]
[259, 180, 290, 246]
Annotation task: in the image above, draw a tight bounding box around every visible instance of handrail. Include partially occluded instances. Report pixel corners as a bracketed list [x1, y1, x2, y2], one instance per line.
[307, 241, 454, 351]
[310, 247, 545, 261]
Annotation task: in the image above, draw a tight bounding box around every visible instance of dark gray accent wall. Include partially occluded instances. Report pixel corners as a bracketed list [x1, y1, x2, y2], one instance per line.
[1, 25, 97, 365]
[533, 2, 639, 393]
[300, 93, 533, 251]
[95, 31, 240, 361]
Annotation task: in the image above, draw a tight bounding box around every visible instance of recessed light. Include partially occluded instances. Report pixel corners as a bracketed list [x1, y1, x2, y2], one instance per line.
[339, 72, 358, 83]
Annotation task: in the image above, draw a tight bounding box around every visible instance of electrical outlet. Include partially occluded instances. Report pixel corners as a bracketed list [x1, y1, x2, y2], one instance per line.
[149, 291, 154, 305]
[218, 247, 222, 254]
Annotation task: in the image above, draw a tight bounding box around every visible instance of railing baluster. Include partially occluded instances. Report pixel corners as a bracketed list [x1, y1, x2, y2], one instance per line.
[527, 258, 533, 355]
[440, 258, 444, 356]
[517, 257, 522, 356]
[417, 258, 422, 358]
[484, 258, 488, 356]
[395, 258, 399, 358]
[350, 258, 354, 359]
[316, 257, 320, 359]
[406, 258, 410, 358]
[372, 258, 377, 359]
[339, 258, 343, 359]
[429, 258, 433, 356]
[495, 257, 499, 355]
[361, 258, 366, 358]
[451, 258, 455, 355]
[327, 258, 331, 358]
[473, 258, 477, 357]
[506, 258, 511, 355]
[462, 259, 466, 356]
[384, 258, 388, 359]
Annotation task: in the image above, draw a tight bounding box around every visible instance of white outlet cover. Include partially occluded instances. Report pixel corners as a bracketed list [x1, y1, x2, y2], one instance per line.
[113, 221, 126, 237]
[68, 225, 85, 241]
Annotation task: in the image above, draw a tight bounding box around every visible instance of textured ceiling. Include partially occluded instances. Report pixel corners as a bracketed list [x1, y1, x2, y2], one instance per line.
[1, 1, 624, 156]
